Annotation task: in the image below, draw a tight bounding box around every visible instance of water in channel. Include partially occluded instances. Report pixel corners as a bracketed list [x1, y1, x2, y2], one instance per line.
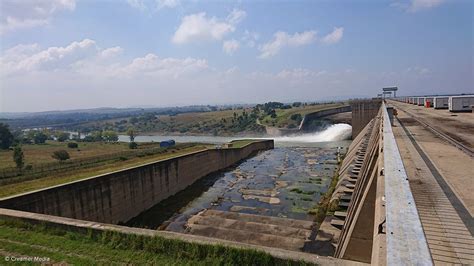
[125, 124, 352, 231]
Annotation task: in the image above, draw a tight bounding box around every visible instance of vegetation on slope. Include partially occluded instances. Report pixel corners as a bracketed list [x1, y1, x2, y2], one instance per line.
[0, 219, 307, 265]
[72, 108, 266, 136]
[259, 102, 345, 128]
[47, 101, 345, 135]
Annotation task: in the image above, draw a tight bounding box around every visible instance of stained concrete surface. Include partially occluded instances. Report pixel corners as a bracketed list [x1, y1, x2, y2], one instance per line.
[134, 145, 347, 252]
[391, 101, 474, 216]
[392, 113, 474, 265]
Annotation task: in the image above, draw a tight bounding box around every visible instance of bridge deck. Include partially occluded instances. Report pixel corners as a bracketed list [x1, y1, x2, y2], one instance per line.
[391, 103, 474, 265]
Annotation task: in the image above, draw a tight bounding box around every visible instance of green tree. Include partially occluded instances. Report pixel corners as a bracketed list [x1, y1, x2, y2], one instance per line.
[90, 131, 103, 141]
[0, 123, 14, 149]
[290, 113, 303, 122]
[128, 142, 138, 149]
[127, 128, 136, 142]
[103, 131, 119, 142]
[56, 132, 70, 142]
[269, 109, 277, 118]
[67, 142, 78, 148]
[13, 145, 24, 169]
[52, 150, 70, 161]
[33, 131, 48, 144]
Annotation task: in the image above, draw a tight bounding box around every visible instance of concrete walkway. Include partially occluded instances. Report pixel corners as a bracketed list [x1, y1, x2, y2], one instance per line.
[392, 114, 474, 265]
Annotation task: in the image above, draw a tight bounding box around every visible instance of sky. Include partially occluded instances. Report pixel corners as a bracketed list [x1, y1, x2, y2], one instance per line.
[0, 0, 472, 112]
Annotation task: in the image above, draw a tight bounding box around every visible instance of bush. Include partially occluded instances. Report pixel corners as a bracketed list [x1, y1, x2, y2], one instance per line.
[24, 164, 33, 171]
[67, 142, 78, 149]
[56, 132, 70, 142]
[290, 113, 302, 121]
[52, 150, 70, 161]
[33, 131, 48, 144]
[13, 145, 24, 169]
[128, 142, 138, 149]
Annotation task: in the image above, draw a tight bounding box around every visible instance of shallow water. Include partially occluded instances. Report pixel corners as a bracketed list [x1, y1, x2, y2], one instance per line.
[126, 141, 349, 231]
[125, 124, 352, 230]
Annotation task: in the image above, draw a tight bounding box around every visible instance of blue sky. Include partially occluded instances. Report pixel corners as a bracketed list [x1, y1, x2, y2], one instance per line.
[0, 0, 472, 112]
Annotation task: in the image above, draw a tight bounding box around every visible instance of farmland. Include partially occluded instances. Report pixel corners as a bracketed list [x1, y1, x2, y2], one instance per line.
[0, 141, 209, 198]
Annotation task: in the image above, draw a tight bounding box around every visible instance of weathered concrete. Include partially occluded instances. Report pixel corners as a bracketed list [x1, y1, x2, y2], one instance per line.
[350, 99, 382, 139]
[393, 117, 474, 265]
[0, 140, 273, 225]
[0, 208, 366, 265]
[320, 102, 432, 265]
[300, 105, 352, 130]
[185, 209, 313, 251]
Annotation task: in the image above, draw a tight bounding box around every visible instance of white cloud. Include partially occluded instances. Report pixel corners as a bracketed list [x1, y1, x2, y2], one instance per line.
[276, 68, 327, 79]
[321, 27, 344, 45]
[391, 0, 446, 12]
[117, 54, 208, 78]
[242, 30, 259, 47]
[1, 39, 97, 75]
[157, 0, 180, 9]
[172, 9, 246, 44]
[222, 40, 240, 55]
[258, 30, 317, 59]
[127, 0, 180, 12]
[226, 9, 247, 24]
[0, 0, 76, 34]
[100, 46, 124, 58]
[409, 0, 445, 11]
[405, 66, 431, 75]
[1, 39, 207, 80]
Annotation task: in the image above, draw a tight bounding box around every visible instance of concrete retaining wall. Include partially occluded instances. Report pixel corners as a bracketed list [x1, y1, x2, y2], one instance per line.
[0, 140, 274, 224]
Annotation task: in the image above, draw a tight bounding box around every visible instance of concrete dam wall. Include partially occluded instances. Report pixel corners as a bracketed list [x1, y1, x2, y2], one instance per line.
[350, 99, 382, 138]
[0, 140, 274, 225]
[300, 106, 352, 131]
[264, 105, 352, 136]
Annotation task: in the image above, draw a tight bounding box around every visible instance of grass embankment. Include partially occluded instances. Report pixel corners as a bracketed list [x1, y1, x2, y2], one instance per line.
[0, 220, 301, 265]
[230, 139, 257, 148]
[260, 103, 345, 128]
[0, 143, 209, 198]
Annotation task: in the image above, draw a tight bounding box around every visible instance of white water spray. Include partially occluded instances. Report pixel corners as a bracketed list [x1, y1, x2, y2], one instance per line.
[273, 123, 352, 143]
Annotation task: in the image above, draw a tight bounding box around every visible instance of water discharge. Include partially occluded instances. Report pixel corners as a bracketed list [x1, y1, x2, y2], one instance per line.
[271, 123, 352, 143]
[119, 123, 352, 147]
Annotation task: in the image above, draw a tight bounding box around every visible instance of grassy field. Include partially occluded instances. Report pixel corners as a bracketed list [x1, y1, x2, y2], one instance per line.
[0, 220, 297, 265]
[0, 141, 154, 169]
[260, 103, 345, 128]
[0, 143, 209, 198]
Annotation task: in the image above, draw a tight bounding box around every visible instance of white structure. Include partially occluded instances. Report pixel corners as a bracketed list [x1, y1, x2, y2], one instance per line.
[417, 97, 425, 106]
[449, 95, 474, 112]
[433, 97, 449, 109]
